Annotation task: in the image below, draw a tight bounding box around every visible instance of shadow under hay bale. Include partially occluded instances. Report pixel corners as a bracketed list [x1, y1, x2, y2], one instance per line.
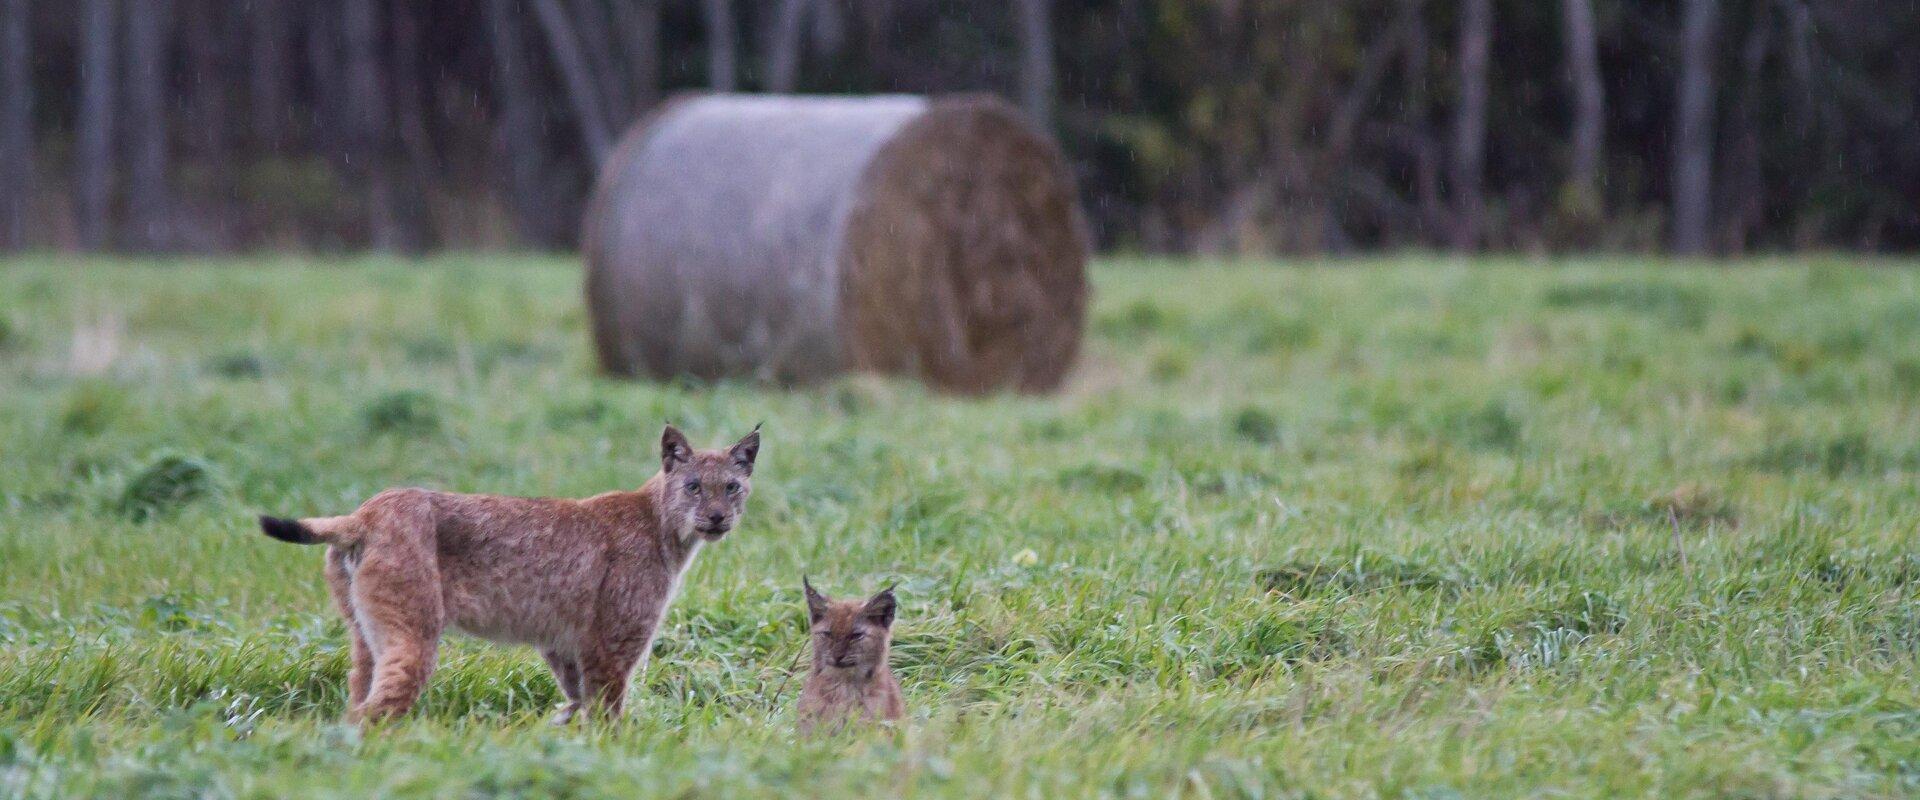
[584, 93, 1089, 394]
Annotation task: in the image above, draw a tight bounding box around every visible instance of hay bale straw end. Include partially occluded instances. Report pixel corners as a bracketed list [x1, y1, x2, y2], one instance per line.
[584, 93, 1089, 394]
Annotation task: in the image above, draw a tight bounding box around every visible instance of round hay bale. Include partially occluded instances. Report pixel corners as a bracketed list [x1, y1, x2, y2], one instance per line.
[584, 93, 1088, 393]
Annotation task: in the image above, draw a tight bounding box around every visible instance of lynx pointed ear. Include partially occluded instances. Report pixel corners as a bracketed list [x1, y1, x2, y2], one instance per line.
[661, 424, 693, 473]
[803, 576, 828, 624]
[729, 424, 761, 473]
[863, 584, 897, 628]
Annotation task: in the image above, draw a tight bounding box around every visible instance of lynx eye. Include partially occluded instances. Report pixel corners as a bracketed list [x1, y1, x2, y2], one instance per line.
[725, 480, 741, 495]
[847, 630, 865, 641]
[684, 480, 701, 494]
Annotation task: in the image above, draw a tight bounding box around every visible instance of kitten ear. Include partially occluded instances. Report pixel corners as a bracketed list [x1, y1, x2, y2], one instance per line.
[729, 424, 761, 473]
[661, 424, 692, 473]
[862, 584, 897, 628]
[803, 576, 828, 624]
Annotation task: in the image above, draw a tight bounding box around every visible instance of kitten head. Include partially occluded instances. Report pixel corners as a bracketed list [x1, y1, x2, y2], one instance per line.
[804, 578, 896, 675]
[658, 424, 759, 541]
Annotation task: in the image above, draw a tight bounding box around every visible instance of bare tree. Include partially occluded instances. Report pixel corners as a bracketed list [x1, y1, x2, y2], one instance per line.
[182, 0, 234, 247]
[1561, 0, 1605, 219]
[810, 0, 846, 56]
[1319, 1, 1426, 248]
[1329, 3, 1424, 166]
[342, 0, 408, 250]
[1449, 0, 1493, 251]
[124, 0, 174, 251]
[248, 0, 290, 152]
[765, 0, 811, 93]
[613, 0, 662, 114]
[1671, 0, 1719, 255]
[1014, 0, 1056, 126]
[569, 0, 629, 123]
[392, 2, 434, 174]
[391, 0, 439, 249]
[703, 0, 737, 91]
[1, 0, 1913, 255]
[1396, 0, 1446, 243]
[76, 0, 118, 251]
[187, 0, 240, 247]
[486, 0, 567, 246]
[1723, 5, 1773, 252]
[532, 0, 615, 163]
[1779, 0, 1818, 138]
[0, 0, 30, 250]
[303, 0, 343, 172]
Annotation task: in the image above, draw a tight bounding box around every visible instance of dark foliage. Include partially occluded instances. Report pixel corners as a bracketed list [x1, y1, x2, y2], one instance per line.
[0, 0, 1913, 254]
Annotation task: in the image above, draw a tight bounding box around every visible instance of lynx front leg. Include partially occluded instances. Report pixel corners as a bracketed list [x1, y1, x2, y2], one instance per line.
[541, 649, 585, 724]
[579, 648, 646, 721]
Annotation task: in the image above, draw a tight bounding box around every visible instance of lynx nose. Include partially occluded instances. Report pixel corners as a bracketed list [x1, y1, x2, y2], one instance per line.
[706, 512, 726, 526]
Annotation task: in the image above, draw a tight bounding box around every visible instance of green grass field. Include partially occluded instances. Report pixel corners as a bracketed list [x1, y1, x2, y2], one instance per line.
[3, 255, 1919, 798]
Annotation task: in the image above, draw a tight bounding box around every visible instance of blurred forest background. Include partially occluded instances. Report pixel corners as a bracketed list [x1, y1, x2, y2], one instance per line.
[0, 0, 1914, 256]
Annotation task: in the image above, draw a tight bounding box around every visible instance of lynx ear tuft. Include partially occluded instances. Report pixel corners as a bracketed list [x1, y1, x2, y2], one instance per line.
[803, 576, 829, 624]
[730, 425, 761, 473]
[661, 424, 693, 473]
[863, 584, 897, 628]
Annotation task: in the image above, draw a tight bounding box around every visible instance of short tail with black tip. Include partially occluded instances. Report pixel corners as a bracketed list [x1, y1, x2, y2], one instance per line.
[258, 514, 358, 545]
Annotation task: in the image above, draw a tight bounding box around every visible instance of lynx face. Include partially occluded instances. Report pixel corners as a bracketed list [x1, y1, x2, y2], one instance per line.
[804, 580, 896, 672]
[660, 425, 758, 541]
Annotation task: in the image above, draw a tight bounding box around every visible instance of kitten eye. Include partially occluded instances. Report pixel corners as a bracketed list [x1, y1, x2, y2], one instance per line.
[684, 481, 701, 494]
[725, 480, 741, 495]
[847, 630, 865, 641]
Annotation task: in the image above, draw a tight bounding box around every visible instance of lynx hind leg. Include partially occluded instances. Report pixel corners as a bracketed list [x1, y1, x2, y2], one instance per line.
[350, 565, 443, 722]
[324, 547, 374, 714]
[541, 649, 585, 724]
[347, 491, 445, 723]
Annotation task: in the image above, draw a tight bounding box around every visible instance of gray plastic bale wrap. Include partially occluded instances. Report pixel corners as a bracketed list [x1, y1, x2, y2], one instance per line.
[584, 93, 1089, 394]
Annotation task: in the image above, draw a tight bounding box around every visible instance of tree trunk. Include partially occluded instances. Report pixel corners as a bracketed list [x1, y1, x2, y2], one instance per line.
[612, 0, 661, 113]
[1449, 0, 1493, 252]
[0, 0, 30, 250]
[485, 0, 567, 246]
[703, 0, 737, 91]
[569, 0, 628, 123]
[342, 0, 406, 250]
[1776, 0, 1840, 209]
[390, 0, 439, 250]
[809, 0, 846, 57]
[76, 0, 118, 251]
[1779, 0, 1815, 138]
[1330, 3, 1423, 163]
[303, 0, 343, 178]
[532, 0, 614, 164]
[765, 0, 810, 93]
[1396, 0, 1445, 244]
[1014, 0, 1056, 126]
[1723, 5, 1772, 252]
[1671, 0, 1719, 255]
[1320, 1, 1425, 245]
[248, 0, 290, 152]
[183, 3, 230, 160]
[124, 0, 173, 251]
[1560, 0, 1605, 219]
[181, 0, 230, 250]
